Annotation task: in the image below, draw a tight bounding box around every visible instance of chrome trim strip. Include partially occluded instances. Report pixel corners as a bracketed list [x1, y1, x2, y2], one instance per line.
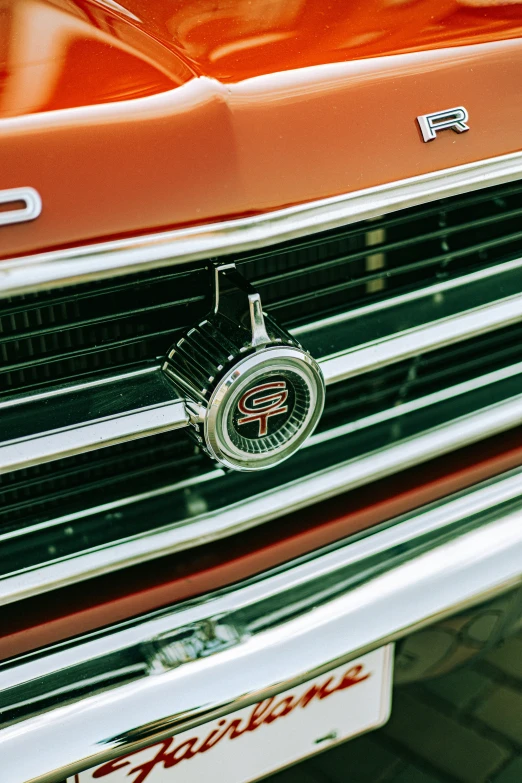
[0, 187, 41, 227]
[0, 365, 156, 409]
[3, 467, 522, 783]
[321, 291, 522, 384]
[2, 256, 522, 473]
[0, 401, 188, 474]
[2, 366, 521, 605]
[294, 255, 522, 336]
[303, 254, 522, 384]
[0, 370, 188, 474]
[309, 360, 522, 446]
[1, 151, 522, 297]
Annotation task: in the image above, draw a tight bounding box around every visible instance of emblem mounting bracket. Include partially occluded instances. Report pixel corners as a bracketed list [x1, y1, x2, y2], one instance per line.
[212, 263, 271, 347]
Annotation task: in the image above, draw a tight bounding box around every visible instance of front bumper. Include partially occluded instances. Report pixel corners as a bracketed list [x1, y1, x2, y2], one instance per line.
[3, 465, 522, 783]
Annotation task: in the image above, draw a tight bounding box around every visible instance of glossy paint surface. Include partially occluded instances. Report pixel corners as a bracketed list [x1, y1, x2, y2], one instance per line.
[0, 0, 522, 258]
[3, 0, 522, 111]
[2, 426, 522, 661]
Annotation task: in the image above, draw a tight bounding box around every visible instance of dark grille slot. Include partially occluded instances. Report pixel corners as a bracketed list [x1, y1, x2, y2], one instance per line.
[0, 431, 207, 536]
[407, 321, 522, 400]
[250, 207, 522, 290]
[0, 267, 209, 327]
[243, 192, 522, 325]
[317, 362, 411, 434]
[1, 180, 521, 398]
[0, 267, 211, 396]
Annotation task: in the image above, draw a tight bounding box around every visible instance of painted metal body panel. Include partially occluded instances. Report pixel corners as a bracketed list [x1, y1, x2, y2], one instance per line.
[0, 0, 521, 258]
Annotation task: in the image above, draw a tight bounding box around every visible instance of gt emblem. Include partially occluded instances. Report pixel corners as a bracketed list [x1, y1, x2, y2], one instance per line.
[0, 187, 42, 227]
[237, 381, 289, 437]
[417, 106, 470, 143]
[164, 263, 325, 471]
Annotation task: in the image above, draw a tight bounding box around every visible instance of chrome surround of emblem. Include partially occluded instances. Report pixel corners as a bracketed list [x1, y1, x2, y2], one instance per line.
[417, 106, 470, 143]
[163, 264, 325, 471]
[205, 346, 324, 471]
[0, 187, 42, 227]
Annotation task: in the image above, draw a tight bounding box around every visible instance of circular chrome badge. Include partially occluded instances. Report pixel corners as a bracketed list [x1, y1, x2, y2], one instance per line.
[204, 346, 325, 471]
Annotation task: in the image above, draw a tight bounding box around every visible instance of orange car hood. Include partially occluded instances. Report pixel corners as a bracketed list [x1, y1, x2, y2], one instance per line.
[1, 0, 522, 258]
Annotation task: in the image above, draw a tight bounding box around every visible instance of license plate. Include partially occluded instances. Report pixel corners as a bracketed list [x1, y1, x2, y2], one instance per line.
[70, 645, 393, 783]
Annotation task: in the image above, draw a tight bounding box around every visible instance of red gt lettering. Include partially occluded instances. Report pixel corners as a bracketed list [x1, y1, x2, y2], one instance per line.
[92, 664, 370, 783]
[237, 381, 288, 437]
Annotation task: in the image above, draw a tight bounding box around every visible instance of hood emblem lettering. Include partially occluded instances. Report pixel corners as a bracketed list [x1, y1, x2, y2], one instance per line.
[0, 187, 42, 227]
[417, 106, 469, 143]
[237, 381, 289, 437]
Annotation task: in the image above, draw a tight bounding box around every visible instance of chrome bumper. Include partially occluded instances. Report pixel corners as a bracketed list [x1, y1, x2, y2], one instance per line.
[3, 466, 522, 783]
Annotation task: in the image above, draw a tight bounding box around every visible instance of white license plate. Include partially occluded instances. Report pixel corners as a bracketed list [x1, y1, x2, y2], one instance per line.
[70, 645, 393, 783]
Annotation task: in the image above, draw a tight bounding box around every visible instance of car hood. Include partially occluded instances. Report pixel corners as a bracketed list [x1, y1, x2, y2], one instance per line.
[1, 0, 522, 259]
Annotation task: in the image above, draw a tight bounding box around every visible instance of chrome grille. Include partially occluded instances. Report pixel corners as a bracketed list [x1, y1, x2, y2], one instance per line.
[1, 174, 522, 604]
